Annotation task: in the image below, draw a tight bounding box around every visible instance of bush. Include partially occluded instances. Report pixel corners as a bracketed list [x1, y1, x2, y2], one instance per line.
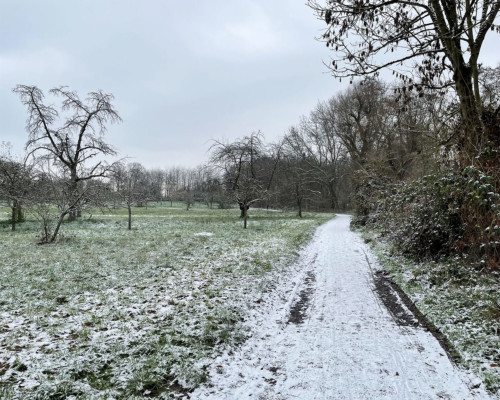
[359, 168, 500, 268]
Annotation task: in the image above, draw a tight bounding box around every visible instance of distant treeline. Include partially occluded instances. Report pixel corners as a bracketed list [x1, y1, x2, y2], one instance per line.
[2, 74, 500, 266]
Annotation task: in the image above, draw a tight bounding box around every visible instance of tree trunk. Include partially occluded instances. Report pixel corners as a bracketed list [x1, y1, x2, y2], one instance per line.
[42, 219, 50, 243]
[239, 203, 250, 218]
[243, 205, 248, 229]
[11, 201, 17, 231]
[50, 212, 67, 243]
[128, 204, 132, 230]
[454, 62, 485, 164]
[68, 170, 78, 221]
[17, 206, 24, 222]
[328, 183, 337, 211]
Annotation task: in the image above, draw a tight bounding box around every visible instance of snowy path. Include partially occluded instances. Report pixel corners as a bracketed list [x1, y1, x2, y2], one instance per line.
[192, 215, 492, 400]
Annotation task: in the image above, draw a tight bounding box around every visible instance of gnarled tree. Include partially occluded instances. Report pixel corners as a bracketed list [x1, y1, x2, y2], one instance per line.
[308, 0, 500, 161]
[14, 85, 121, 221]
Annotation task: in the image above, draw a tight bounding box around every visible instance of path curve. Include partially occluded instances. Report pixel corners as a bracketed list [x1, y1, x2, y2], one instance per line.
[192, 215, 491, 400]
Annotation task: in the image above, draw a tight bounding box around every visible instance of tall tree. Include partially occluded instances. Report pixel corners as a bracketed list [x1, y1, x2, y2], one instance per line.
[327, 78, 387, 169]
[284, 103, 347, 211]
[14, 85, 121, 220]
[308, 0, 500, 160]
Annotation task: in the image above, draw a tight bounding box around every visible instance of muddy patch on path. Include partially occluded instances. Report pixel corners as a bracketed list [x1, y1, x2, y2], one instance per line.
[288, 271, 315, 325]
[373, 270, 462, 363]
[373, 270, 420, 327]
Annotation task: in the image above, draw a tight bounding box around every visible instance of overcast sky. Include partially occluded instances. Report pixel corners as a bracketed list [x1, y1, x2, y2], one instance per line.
[0, 0, 347, 168]
[1, 1, 499, 169]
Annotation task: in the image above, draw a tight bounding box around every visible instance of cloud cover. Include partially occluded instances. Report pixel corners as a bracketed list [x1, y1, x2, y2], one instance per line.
[1, 1, 498, 168]
[0, 0, 345, 168]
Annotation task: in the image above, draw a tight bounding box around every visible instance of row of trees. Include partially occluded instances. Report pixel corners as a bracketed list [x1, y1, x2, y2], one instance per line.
[2, 65, 499, 240]
[0, 142, 227, 238]
[3, 20, 500, 245]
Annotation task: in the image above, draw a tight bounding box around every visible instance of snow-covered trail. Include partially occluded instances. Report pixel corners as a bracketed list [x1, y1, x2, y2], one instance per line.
[192, 215, 491, 400]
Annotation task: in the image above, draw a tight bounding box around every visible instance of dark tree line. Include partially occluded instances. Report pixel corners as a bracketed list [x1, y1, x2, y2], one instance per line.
[305, 0, 500, 267]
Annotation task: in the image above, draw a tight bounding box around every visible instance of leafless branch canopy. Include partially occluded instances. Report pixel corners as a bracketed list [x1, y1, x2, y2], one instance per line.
[308, 0, 500, 156]
[308, 0, 500, 89]
[13, 85, 121, 181]
[209, 132, 279, 212]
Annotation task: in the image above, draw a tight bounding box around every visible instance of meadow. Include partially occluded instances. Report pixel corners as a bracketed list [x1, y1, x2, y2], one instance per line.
[0, 204, 332, 399]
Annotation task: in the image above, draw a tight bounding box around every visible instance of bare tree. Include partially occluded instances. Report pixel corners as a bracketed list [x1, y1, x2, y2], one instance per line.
[27, 165, 96, 243]
[0, 143, 33, 230]
[112, 162, 148, 230]
[177, 189, 195, 210]
[148, 169, 165, 204]
[308, 0, 500, 160]
[164, 167, 181, 207]
[326, 78, 388, 168]
[13, 85, 121, 221]
[209, 132, 278, 228]
[195, 166, 221, 208]
[277, 151, 321, 217]
[284, 108, 347, 211]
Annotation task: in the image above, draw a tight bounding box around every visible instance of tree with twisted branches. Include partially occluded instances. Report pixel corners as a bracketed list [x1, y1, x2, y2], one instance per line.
[307, 0, 500, 160]
[14, 85, 121, 221]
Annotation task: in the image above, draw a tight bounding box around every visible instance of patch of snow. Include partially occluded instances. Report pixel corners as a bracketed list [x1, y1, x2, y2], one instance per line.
[20, 379, 40, 390]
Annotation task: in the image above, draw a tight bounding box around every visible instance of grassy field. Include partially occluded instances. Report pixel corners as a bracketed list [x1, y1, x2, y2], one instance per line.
[0, 204, 332, 399]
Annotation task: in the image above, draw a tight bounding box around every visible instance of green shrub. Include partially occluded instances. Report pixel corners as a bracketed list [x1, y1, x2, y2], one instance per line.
[359, 168, 500, 267]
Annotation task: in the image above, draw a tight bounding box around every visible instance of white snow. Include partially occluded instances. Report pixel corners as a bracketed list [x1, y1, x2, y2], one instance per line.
[192, 215, 493, 400]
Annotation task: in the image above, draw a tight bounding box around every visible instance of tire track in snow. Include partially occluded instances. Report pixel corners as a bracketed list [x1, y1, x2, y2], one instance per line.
[191, 215, 492, 400]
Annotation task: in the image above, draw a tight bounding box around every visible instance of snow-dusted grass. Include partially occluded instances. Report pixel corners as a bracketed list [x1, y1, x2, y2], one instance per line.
[362, 230, 500, 396]
[0, 205, 332, 399]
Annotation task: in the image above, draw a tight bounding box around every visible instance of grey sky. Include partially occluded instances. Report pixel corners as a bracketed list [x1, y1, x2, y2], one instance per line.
[0, 0, 347, 168]
[1, 1, 499, 169]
